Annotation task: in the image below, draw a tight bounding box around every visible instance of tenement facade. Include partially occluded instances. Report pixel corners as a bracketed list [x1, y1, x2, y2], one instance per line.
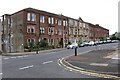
[1, 8, 109, 53]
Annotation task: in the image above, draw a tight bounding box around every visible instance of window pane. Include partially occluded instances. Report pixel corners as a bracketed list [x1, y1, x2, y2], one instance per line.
[58, 20, 61, 25]
[66, 21, 68, 26]
[31, 26, 35, 33]
[40, 16, 45, 23]
[43, 28, 45, 33]
[48, 17, 51, 24]
[27, 13, 30, 21]
[27, 26, 30, 33]
[63, 21, 65, 26]
[55, 19, 57, 24]
[52, 17, 54, 24]
[27, 39, 31, 43]
[32, 13, 36, 21]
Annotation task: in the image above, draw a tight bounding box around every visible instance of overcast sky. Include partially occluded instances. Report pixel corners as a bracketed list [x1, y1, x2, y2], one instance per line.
[0, 0, 119, 35]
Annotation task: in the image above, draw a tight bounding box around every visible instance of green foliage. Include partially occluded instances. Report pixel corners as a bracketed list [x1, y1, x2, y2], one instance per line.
[65, 44, 68, 47]
[33, 45, 39, 50]
[56, 45, 61, 48]
[110, 34, 118, 40]
[100, 37, 104, 41]
[52, 45, 56, 49]
[28, 42, 34, 52]
[77, 41, 80, 45]
[39, 39, 47, 47]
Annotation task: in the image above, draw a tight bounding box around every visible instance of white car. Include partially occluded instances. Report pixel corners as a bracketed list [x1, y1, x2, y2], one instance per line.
[67, 43, 78, 49]
[88, 41, 95, 46]
[79, 42, 89, 47]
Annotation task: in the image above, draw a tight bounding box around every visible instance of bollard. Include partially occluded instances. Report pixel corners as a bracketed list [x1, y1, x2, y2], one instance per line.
[75, 47, 77, 56]
[36, 50, 38, 54]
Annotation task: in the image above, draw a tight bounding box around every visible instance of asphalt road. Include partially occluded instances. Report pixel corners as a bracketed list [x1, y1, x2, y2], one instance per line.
[2, 43, 118, 78]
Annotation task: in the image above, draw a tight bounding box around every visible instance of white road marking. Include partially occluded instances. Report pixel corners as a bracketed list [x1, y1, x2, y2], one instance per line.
[46, 52, 56, 54]
[43, 61, 53, 64]
[11, 57, 17, 59]
[3, 58, 9, 60]
[23, 55, 28, 57]
[90, 63, 108, 67]
[17, 56, 23, 58]
[19, 65, 34, 70]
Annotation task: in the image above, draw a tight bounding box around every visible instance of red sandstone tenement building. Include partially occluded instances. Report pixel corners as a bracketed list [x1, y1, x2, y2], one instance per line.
[88, 23, 109, 41]
[1, 8, 109, 53]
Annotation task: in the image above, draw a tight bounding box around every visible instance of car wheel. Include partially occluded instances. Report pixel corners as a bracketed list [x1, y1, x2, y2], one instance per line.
[72, 46, 74, 49]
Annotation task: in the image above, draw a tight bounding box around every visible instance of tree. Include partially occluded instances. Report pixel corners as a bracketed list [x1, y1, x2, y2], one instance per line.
[39, 39, 47, 47]
[100, 37, 104, 41]
[28, 42, 34, 52]
[110, 34, 117, 40]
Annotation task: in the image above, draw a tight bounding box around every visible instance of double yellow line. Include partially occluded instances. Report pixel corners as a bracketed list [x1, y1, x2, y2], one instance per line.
[58, 51, 120, 79]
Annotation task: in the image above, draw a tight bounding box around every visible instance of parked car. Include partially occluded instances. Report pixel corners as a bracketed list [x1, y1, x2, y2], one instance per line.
[94, 41, 99, 45]
[88, 41, 95, 46]
[99, 41, 104, 44]
[79, 42, 85, 47]
[67, 43, 78, 49]
[79, 42, 89, 47]
[106, 40, 112, 43]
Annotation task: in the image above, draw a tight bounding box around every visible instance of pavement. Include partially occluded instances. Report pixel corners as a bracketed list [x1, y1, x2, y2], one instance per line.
[2, 48, 66, 56]
[59, 48, 120, 79]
